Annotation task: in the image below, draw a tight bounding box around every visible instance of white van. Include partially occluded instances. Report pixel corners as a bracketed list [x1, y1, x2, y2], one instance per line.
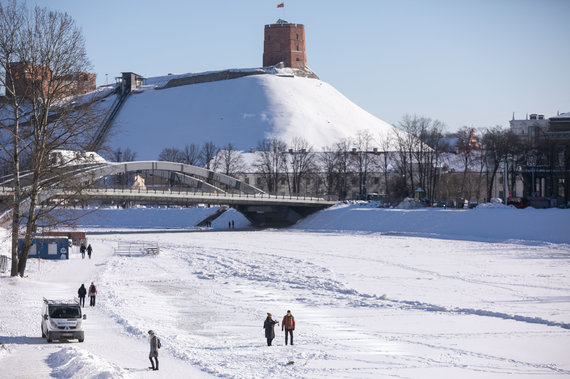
[41, 298, 85, 342]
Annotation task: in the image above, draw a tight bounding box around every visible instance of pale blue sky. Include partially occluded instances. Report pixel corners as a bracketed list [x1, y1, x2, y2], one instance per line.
[21, 0, 570, 131]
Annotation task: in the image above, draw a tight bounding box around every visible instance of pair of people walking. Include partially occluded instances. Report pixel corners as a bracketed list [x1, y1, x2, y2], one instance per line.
[263, 310, 295, 346]
[80, 243, 93, 259]
[77, 282, 97, 307]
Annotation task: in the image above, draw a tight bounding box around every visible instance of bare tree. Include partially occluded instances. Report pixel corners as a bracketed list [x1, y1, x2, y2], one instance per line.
[217, 142, 245, 177]
[394, 115, 446, 201]
[158, 147, 183, 162]
[199, 141, 218, 170]
[481, 126, 512, 201]
[456, 127, 476, 202]
[378, 132, 395, 198]
[0, 0, 26, 276]
[319, 146, 340, 199]
[284, 137, 315, 195]
[181, 143, 200, 166]
[254, 138, 287, 193]
[349, 130, 378, 198]
[0, 1, 101, 276]
[334, 138, 352, 200]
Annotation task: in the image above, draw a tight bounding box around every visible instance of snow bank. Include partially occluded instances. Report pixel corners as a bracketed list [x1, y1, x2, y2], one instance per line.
[396, 197, 424, 209]
[48, 346, 130, 379]
[293, 203, 570, 244]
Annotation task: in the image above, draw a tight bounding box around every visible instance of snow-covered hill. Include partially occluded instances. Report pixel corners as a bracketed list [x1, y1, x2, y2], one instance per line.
[107, 68, 398, 160]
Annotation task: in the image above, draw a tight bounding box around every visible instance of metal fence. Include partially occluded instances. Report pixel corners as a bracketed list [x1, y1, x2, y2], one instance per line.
[114, 241, 159, 256]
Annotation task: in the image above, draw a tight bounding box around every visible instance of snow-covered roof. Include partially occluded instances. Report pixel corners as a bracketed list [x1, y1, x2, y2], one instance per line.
[550, 112, 570, 120]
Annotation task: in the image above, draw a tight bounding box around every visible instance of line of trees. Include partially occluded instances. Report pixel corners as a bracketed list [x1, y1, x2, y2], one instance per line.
[152, 115, 568, 205]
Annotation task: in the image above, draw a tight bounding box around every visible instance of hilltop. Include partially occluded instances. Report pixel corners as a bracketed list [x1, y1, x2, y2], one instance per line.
[101, 67, 398, 159]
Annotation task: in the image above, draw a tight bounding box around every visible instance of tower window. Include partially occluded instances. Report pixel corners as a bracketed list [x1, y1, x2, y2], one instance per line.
[296, 34, 299, 40]
[296, 45, 299, 51]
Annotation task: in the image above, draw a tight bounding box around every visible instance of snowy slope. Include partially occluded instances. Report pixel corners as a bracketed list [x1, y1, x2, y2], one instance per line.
[293, 202, 570, 244]
[109, 69, 399, 160]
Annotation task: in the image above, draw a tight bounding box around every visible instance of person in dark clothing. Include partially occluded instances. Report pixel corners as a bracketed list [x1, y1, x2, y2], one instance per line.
[282, 310, 296, 345]
[77, 284, 87, 307]
[263, 313, 278, 346]
[88, 282, 97, 307]
[80, 243, 86, 259]
[87, 244, 93, 259]
[148, 330, 160, 370]
[231, 220, 235, 229]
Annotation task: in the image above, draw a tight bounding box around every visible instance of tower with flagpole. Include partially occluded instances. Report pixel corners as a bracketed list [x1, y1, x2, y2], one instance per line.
[263, 7, 306, 69]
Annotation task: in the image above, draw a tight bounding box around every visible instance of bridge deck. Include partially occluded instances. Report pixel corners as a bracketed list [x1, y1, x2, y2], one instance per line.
[0, 187, 336, 207]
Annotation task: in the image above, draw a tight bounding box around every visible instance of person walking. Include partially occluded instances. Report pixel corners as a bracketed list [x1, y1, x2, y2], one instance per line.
[77, 284, 87, 307]
[87, 244, 93, 259]
[282, 310, 296, 345]
[231, 220, 235, 229]
[88, 282, 97, 307]
[263, 313, 278, 346]
[148, 330, 160, 370]
[80, 243, 86, 259]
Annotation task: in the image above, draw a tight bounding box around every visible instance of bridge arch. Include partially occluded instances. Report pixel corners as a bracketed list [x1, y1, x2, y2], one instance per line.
[75, 161, 264, 195]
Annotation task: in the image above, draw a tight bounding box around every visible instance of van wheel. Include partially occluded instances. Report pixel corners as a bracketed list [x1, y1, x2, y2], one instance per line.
[78, 337, 84, 343]
[46, 333, 52, 343]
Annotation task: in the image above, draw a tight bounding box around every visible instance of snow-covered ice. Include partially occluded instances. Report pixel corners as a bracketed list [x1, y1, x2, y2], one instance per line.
[0, 205, 569, 378]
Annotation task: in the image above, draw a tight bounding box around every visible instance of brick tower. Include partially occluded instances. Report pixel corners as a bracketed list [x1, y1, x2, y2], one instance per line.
[263, 19, 306, 69]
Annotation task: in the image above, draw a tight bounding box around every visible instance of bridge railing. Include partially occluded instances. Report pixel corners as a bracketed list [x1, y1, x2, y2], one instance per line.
[56, 186, 335, 203]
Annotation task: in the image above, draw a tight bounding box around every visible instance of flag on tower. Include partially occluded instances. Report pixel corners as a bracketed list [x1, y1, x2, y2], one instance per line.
[277, 2, 284, 8]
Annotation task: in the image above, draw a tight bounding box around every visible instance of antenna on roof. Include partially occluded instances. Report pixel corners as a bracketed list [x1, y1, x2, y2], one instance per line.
[512, 112, 515, 120]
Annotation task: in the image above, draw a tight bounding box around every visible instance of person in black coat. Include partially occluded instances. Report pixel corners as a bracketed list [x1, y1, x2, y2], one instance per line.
[80, 243, 86, 259]
[263, 313, 279, 346]
[87, 244, 93, 259]
[148, 330, 160, 370]
[77, 284, 87, 307]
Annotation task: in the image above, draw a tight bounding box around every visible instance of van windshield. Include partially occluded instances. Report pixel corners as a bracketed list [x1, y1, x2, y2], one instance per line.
[48, 306, 81, 318]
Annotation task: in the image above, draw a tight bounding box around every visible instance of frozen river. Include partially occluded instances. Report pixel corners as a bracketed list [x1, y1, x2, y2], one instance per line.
[1, 209, 569, 378]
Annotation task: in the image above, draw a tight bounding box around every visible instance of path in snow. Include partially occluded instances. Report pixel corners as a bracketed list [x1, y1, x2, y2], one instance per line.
[0, 240, 208, 378]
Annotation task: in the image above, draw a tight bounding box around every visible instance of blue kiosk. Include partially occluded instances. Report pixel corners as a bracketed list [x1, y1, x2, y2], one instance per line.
[18, 237, 70, 260]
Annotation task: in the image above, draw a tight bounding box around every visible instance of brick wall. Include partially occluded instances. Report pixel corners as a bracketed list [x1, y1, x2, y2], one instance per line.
[263, 23, 306, 68]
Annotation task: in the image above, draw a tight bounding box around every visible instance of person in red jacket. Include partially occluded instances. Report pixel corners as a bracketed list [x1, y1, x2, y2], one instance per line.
[282, 310, 295, 345]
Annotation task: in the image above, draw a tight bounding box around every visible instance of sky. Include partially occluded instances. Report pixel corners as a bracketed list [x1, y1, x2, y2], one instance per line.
[15, 0, 570, 132]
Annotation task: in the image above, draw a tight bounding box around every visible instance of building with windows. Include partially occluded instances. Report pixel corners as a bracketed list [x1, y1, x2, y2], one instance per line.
[510, 112, 570, 203]
[4, 62, 96, 99]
